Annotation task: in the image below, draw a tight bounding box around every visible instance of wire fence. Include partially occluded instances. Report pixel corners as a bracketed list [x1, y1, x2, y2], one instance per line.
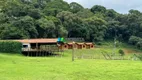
[68, 49, 140, 61]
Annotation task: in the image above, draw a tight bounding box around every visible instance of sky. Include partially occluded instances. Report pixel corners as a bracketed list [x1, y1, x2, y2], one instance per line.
[63, 0, 142, 14]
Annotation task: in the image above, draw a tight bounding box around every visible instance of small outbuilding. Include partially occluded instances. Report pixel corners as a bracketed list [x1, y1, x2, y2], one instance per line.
[76, 43, 86, 49]
[85, 43, 94, 49]
[59, 42, 94, 50]
[67, 43, 77, 49]
[58, 43, 69, 50]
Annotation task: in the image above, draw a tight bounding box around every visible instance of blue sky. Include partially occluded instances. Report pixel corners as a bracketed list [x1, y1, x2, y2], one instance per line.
[63, 0, 142, 13]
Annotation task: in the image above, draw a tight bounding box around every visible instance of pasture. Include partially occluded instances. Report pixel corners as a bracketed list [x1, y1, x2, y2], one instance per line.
[0, 42, 142, 80]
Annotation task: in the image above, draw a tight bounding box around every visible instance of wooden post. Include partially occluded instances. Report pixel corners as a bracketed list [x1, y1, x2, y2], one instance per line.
[72, 41, 75, 61]
[36, 43, 38, 57]
[27, 48, 29, 57]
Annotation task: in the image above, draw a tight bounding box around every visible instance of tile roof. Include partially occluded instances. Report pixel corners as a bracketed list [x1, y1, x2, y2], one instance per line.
[13, 38, 58, 43]
[76, 43, 85, 45]
[85, 43, 94, 45]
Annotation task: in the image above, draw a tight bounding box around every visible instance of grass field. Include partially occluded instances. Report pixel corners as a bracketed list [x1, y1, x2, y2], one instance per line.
[0, 42, 142, 80]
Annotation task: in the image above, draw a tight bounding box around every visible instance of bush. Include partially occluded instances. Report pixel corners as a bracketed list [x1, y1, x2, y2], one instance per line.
[129, 36, 141, 45]
[115, 41, 119, 47]
[0, 41, 22, 53]
[136, 54, 142, 61]
[118, 49, 125, 56]
[136, 40, 142, 49]
[96, 42, 102, 45]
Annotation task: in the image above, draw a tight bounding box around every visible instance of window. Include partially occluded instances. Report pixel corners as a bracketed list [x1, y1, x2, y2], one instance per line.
[83, 45, 85, 48]
[64, 45, 67, 48]
[23, 45, 28, 48]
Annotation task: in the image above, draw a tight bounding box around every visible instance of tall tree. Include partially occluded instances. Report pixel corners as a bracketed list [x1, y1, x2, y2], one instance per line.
[43, 0, 70, 16]
[57, 11, 89, 39]
[36, 18, 56, 38]
[91, 5, 106, 14]
[76, 9, 94, 19]
[85, 16, 107, 41]
[69, 2, 84, 13]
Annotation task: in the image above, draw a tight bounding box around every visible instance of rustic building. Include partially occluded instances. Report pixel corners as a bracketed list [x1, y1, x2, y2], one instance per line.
[14, 38, 58, 51]
[76, 43, 86, 49]
[85, 43, 94, 49]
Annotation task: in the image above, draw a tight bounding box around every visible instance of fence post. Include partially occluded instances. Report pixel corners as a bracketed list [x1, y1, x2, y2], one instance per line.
[72, 41, 75, 61]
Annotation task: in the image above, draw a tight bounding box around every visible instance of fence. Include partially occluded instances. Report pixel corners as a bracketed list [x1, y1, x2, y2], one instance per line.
[70, 49, 133, 60]
[22, 45, 62, 57]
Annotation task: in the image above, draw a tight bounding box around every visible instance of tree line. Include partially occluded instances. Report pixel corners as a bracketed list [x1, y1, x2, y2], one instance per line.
[0, 0, 142, 45]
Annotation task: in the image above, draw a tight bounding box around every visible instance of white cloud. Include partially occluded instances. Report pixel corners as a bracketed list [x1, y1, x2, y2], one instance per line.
[63, 0, 142, 13]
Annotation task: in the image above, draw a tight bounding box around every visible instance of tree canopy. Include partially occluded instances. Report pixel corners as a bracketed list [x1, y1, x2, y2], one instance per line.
[0, 0, 142, 46]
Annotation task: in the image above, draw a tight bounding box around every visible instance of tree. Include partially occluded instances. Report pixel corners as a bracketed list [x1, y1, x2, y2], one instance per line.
[136, 39, 142, 49]
[129, 36, 141, 45]
[2, 1, 25, 17]
[36, 18, 56, 38]
[12, 16, 38, 38]
[106, 9, 117, 18]
[0, 12, 8, 24]
[45, 16, 68, 37]
[0, 24, 25, 39]
[91, 5, 106, 14]
[1, 0, 142, 50]
[28, 9, 41, 19]
[85, 16, 107, 42]
[43, 0, 70, 16]
[76, 9, 94, 19]
[106, 21, 120, 39]
[69, 2, 84, 13]
[57, 11, 89, 39]
[118, 49, 125, 56]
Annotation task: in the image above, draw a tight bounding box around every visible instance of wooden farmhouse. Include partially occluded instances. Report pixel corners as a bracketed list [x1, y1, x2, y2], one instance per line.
[0, 38, 95, 56]
[14, 38, 58, 51]
[12, 38, 95, 51]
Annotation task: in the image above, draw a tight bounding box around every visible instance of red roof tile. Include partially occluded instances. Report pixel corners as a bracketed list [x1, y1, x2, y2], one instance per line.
[85, 43, 94, 45]
[76, 43, 84, 45]
[13, 38, 58, 43]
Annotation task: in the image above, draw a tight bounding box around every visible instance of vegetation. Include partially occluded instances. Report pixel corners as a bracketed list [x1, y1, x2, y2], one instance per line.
[118, 49, 125, 56]
[1, 1, 142, 79]
[0, 41, 22, 53]
[1, 47, 142, 80]
[0, 0, 142, 46]
[129, 36, 142, 49]
[0, 41, 142, 80]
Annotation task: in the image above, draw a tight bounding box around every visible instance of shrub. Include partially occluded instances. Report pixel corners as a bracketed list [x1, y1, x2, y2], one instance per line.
[115, 41, 119, 47]
[118, 49, 125, 56]
[136, 40, 142, 49]
[96, 42, 102, 45]
[0, 41, 22, 53]
[136, 54, 142, 61]
[129, 36, 141, 45]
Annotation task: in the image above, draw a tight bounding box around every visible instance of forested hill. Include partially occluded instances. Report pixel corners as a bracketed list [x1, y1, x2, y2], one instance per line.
[0, 0, 142, 44]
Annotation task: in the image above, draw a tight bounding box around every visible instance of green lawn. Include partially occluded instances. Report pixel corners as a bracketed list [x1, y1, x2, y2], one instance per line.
[0, 53, 142, 80]
[0, 42, 142, 80]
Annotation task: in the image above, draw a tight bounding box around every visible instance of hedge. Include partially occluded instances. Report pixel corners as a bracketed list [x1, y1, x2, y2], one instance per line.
[0, 41, 22, 53]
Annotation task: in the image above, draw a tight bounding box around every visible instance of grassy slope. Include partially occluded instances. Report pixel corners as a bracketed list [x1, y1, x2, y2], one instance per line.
[0, 42, 142, 80]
